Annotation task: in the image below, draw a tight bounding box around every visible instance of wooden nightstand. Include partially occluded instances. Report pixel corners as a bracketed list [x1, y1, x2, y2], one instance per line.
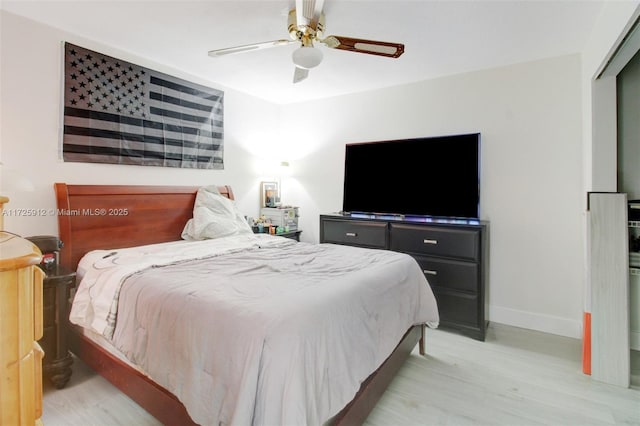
[38, 264, 75, 388]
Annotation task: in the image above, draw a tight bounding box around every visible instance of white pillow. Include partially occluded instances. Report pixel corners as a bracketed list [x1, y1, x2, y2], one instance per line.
[181, 186, 253, 240]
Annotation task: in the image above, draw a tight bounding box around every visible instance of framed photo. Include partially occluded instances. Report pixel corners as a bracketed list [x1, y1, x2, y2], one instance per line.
[260, 181, 280, 208]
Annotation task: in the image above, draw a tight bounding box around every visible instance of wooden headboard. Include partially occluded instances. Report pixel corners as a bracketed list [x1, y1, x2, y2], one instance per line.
[54, 183, 234, 271]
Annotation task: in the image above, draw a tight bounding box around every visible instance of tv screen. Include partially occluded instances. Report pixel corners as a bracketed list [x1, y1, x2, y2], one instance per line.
[342, 133, 480, 219]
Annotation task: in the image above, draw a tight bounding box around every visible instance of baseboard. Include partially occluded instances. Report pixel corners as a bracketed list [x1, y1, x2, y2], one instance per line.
[489, 305, 582, 339]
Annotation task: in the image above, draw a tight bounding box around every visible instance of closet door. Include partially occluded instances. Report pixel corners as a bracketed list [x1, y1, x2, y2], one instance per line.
[588, 192, 630, 387]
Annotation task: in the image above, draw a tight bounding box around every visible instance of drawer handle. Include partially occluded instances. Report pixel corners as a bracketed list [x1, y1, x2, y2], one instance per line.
[423, 270, 438, 276]
[423, 239, 438, 245]
[346, 232, 358, 237]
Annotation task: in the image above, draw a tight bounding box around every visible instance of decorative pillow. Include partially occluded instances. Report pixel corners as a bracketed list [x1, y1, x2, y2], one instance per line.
[181, 185, 253, 240]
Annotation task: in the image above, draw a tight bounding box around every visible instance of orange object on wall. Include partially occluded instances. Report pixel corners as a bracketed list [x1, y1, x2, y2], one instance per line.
[582, 311, 591, 375]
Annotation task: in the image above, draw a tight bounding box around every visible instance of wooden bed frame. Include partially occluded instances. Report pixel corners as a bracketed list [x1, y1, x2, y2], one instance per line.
[54, 182, 425, 426]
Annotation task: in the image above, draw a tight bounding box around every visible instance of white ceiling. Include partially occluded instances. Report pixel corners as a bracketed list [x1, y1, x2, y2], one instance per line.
[2, 0, 607, 104]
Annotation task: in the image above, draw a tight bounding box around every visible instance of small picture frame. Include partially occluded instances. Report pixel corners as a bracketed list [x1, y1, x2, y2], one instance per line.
[260, 181, 280, 208]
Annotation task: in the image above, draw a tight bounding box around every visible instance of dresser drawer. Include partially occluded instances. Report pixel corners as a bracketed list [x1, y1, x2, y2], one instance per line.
[390, 224, 480, 261]
[321, 219, 387, 248]
[433, 290, 479, 327]
[413, 255, 478, 293]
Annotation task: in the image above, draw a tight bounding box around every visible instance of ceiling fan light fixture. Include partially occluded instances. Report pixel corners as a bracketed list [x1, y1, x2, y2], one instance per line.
[292, 46, 323, 69]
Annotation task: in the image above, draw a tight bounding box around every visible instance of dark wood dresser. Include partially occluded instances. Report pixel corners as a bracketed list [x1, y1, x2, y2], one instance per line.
[320, 213, 489, 340]
[38, 265, 76, 388]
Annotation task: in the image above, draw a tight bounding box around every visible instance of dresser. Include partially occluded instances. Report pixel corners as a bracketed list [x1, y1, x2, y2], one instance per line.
[0, 232, 45, 425]
[320, 214, 489, 340]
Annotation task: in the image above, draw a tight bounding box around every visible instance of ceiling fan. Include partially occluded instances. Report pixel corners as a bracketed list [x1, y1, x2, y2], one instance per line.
[207, 0, 404, 83]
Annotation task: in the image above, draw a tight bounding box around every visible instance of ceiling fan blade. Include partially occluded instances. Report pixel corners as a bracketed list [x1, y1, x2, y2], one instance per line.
[296, 0, 325, 30]
[321, 36, 404, 58]
[293, 66, 309, 83]
[208, 39, 294, 57]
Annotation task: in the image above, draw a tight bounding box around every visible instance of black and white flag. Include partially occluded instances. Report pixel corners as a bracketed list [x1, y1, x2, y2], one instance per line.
[63, 42, 224, 169]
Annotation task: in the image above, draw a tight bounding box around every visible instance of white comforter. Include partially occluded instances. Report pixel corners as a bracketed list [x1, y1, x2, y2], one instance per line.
[70, 234, 439, 425]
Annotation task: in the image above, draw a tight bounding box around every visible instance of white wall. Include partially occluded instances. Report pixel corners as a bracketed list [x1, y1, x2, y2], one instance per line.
[0, 11, 279, 236]
[280, 55, 585, 338]
[3, 8, 619, 340]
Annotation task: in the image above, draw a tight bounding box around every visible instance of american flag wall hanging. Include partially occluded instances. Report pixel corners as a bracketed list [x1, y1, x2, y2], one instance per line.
[63, 42, 224, 169]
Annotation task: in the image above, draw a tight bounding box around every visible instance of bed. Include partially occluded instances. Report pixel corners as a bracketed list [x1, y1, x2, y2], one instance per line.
[54, 182, 439, 425]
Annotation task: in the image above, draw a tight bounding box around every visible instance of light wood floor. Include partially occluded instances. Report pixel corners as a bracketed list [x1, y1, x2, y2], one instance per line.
[42, 323, 640, 425]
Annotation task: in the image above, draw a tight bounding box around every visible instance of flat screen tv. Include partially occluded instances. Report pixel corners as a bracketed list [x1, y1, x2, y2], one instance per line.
[342, 133, 480, 219]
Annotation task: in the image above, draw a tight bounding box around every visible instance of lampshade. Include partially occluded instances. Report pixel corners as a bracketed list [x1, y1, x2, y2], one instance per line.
[292, 46, 323, 69]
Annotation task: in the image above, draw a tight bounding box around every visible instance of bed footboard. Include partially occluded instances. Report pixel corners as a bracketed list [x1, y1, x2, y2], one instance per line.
[67, 326, 197, 426]
[330, 325, 422, 425]
[69, 324, 422, 426]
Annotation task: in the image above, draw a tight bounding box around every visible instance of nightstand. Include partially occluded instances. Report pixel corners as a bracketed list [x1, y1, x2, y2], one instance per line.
[277, 230, 302, 241]
[38, 264, 75, 388]
[253, 226, 302, 242]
